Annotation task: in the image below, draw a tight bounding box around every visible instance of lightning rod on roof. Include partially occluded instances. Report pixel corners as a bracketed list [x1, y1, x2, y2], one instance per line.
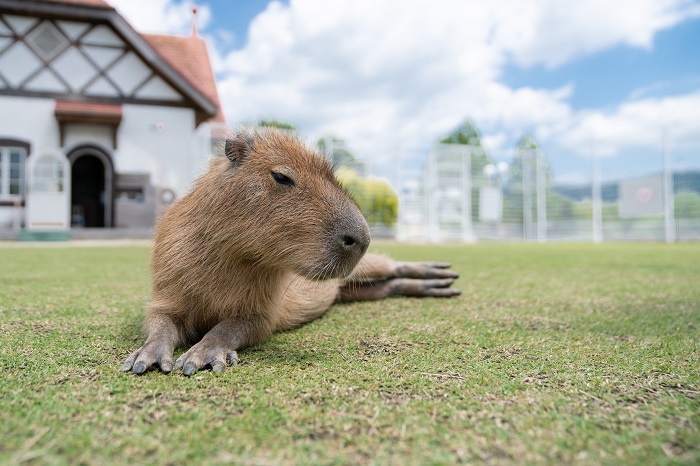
[191, 6, 198, 37]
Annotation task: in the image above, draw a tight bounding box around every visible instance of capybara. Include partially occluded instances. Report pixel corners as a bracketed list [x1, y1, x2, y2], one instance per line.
[122, 128, 460, 376]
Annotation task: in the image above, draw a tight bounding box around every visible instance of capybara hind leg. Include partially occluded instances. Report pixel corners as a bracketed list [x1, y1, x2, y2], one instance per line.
[339, 280, 395, 301]
[339, 277, 461, 301]
[388, 277, 461, 297]
[121, 313, 179, 374]
[173, 317, 269, 376]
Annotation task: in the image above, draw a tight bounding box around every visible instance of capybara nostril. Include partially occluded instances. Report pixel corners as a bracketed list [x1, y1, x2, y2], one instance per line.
[339, 231, 369, 254]
[342, 235, 356, 247]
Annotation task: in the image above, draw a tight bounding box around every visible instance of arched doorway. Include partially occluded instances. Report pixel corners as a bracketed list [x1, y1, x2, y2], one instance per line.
[68, 146, 114, 228]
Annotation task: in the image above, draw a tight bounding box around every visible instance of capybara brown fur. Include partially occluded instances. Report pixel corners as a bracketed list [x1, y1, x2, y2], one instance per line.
[122, 128, 459, 376]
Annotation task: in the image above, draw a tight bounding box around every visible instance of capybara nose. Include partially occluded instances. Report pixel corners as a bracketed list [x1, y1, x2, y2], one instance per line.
[335, 209, 370, 257]
[339, 227, 370, 256]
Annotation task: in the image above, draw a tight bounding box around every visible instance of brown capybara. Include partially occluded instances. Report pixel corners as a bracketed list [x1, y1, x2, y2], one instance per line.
[121, 128, 460, 376]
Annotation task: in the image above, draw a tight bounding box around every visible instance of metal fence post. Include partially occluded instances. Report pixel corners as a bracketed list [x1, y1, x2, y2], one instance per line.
[522, 149, 533, 241]
[536, 149, 547, 242]
[592, 143, 603, 243]
[428, 150, 437, 242]
[462, 148, 472, 242]
[663, 127, 676, 243]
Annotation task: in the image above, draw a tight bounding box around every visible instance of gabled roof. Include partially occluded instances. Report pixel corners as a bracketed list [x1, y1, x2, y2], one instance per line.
[37, 0, 112, 9]
[143, 33, 226, 124]
[2, 0, 225, 125]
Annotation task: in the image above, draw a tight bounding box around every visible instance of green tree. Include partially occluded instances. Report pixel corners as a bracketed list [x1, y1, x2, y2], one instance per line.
[439, 120, 493, 220]
[337, 169, 398, 227]
[439, 120, 491, 177]
[440, 120, 481, 145]
[504, 135, 569, 223]
[257, 119, 296, 131]
[675, 191, 700, 219]
[509, 136, 553, 189]
[317, 136, 365, 175]
[318, 137, 397, 227]
[505, 136, 536, 223]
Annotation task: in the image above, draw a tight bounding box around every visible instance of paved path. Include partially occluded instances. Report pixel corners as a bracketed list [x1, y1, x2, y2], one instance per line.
[0, 239, 152, 248]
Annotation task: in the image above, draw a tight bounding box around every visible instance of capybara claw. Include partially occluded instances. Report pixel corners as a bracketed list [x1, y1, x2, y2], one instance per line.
[133, 361, 148, 374]
[121, 340, 174, 375]
[183, 361, 198, 377]
[174, 342, 236, 376]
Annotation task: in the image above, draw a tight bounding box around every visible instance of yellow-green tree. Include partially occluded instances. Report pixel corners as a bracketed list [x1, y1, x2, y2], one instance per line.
[336, 169, 398, 227]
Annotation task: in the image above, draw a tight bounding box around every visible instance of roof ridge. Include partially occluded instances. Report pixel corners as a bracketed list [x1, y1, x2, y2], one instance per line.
[36, 0, 114, 9]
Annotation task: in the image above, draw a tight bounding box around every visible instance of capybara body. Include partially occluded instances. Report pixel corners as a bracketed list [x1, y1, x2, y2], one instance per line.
[150, 129, 369, 342]
[122, 128, 459, 376]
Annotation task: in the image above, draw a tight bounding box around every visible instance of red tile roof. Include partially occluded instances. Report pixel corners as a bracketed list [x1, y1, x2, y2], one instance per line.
[40, 0, 113, 9]
[143, 33, 226, 124]
[35, 0, 225, 125]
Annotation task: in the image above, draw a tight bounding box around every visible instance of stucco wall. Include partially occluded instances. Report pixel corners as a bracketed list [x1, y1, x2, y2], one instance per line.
[117, 104, 198, 198]
[0, 95, 204, 230]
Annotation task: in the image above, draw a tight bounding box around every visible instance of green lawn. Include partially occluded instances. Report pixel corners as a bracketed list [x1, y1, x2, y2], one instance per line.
[0, 242, 698, 465]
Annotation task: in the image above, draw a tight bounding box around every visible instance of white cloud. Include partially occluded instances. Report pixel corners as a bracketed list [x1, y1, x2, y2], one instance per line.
[215, 0, 698, 155]
[493, 0, 700, 68]
[556, 91, 700, 156]
[106, 0, 700, 168]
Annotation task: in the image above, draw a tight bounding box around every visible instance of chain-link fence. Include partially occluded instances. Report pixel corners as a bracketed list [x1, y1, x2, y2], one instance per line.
[342, 131, 700, 243]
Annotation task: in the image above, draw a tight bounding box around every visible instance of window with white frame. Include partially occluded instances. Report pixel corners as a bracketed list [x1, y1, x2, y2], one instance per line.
[0, 146, 27, 198]
[32, 155, 64, 194]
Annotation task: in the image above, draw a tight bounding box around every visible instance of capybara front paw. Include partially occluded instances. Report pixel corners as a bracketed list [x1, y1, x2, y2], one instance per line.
[121, 340, 175, 374]
[173, 342, 239, 376]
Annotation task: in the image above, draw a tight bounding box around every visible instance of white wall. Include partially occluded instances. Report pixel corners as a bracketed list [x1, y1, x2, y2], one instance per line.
[0, 96, 58, 154]
[0, 95, 204, 229]
[116, 104, 198, 198]
[0, 96, 57, 228]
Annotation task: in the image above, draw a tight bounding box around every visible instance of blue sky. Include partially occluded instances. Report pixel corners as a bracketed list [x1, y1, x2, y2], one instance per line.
[209, 1, 280, 46]
[113, 0, 700, 185]
[502, 17, 700, 110]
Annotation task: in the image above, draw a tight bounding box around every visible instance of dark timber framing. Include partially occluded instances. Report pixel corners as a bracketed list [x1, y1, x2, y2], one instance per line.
[0, 0, 217, 121]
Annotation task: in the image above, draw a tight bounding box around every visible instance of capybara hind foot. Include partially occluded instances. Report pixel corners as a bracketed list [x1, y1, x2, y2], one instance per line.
[394, 262, 459, 279]
[121, 338, 176, 374]
[391, 278, 461, 297]
[173, 342, 239, 376]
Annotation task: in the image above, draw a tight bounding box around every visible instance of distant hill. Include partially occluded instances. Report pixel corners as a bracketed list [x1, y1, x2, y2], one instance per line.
[551, 170, 700, 202]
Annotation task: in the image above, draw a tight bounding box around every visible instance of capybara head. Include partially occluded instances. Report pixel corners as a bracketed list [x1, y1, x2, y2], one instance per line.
[210, 128, 370, 279]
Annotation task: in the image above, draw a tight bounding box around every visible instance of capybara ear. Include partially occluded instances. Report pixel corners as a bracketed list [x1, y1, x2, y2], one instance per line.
[224, 132, 254, 166]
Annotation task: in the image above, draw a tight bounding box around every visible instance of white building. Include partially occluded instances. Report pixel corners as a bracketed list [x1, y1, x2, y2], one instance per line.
[0, 0, 226, 238]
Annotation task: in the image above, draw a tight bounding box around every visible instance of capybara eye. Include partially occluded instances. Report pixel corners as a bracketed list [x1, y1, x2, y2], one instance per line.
[271, 171, 295, 187]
